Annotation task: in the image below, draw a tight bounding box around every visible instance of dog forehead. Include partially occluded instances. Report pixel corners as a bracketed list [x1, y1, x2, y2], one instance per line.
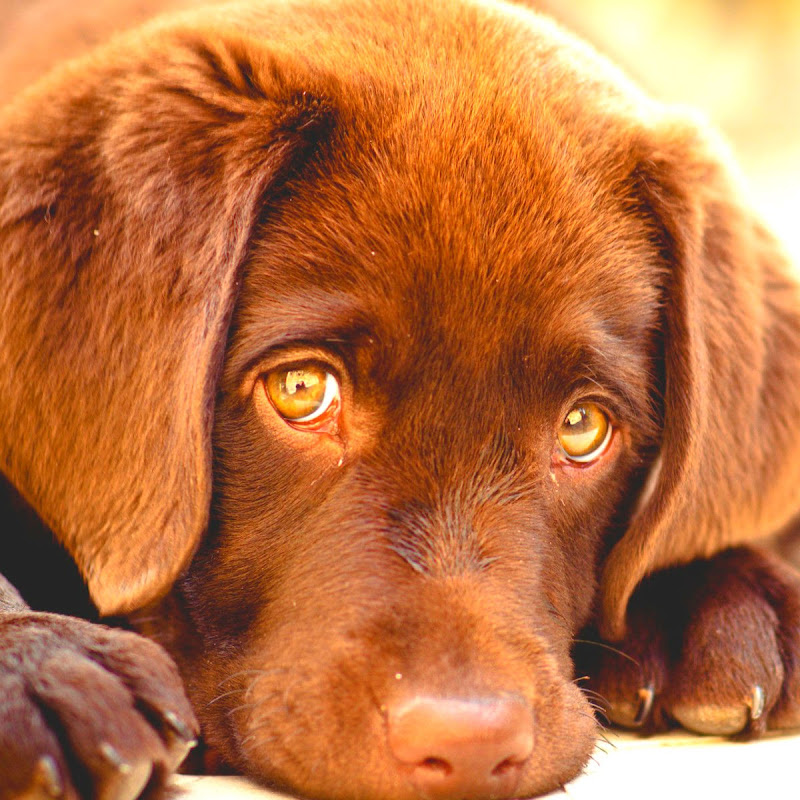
[235, 166, 659, 423]
[244, 110, 658, 351]
[230, 0, 662, 376]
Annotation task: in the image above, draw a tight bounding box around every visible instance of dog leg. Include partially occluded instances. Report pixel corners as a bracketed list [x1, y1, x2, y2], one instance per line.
[0, 576, 198, 800]
[576, 547, 800, 736]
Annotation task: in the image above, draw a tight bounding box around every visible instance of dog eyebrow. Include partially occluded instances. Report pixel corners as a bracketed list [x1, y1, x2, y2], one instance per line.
[229, 286, 376, 373]
[574, 351, 657, 431]
[535, 327, 656, 424]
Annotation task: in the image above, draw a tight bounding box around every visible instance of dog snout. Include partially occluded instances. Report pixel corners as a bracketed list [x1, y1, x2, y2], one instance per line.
[387, 693, 534, 799]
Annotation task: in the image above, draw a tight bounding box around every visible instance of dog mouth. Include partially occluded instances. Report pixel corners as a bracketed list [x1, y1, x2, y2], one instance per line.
[224, 671, 596, 800]
[196, 614, 598, 800]
[173, 524, 601, 799]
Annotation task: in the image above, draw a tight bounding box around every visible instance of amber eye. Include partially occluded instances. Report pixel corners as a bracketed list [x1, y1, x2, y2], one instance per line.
[265, 366, 340, 425]
[557, 402, 612, 463]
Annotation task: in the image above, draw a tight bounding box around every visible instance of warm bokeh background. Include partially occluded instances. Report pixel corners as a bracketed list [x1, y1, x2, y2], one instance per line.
[548, 0, 800, 265]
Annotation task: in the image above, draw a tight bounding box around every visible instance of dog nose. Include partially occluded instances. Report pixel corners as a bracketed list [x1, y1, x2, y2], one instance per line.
[387, 694, 534, 799]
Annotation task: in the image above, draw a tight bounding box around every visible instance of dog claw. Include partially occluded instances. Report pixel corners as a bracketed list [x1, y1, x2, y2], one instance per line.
[602, 683, 655, 729]
[99, 743, 132, 775]
[161, 709, 198, 769]
[163, 710, 196, 743]
[96, 743, 153, 800]
[634, 685, 655, 726]
[165, 734, 198, 771]
[28, 756, 63, 799]
[748, 685, 765, 722]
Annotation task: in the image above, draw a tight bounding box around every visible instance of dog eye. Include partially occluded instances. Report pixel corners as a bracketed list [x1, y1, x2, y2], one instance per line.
[558, 403, 612, 462]
[265, 366, 340, 427]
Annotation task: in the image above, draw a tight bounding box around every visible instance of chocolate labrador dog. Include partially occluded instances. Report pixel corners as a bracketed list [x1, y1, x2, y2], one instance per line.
[2, 0, 800, 798]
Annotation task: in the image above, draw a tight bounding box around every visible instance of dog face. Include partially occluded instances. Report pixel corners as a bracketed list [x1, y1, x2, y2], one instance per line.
[170, 74, 664, 794]
[3, 1, 800, 798]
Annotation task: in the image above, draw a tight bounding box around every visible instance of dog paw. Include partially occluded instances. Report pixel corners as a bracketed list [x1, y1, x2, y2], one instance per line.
[576, 547, 800, 737]
[0, 612, 198, 800]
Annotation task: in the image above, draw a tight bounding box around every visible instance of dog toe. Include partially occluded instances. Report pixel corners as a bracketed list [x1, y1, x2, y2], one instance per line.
[0, 673, 79, 800]
[660, 553, 784, 735]
[668, 686, 767, 736]
[574, 583, 672, 731]
[0, 612, 196, 800]
[32, 655, 166, 800]
[580, 548, 800, 738]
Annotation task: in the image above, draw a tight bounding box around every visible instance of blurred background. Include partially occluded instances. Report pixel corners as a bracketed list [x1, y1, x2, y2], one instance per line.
[548, 0, 800, 265]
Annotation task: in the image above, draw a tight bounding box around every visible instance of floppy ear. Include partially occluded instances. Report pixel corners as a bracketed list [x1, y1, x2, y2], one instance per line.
[0, 23, 337, 615]
[600, 118, 800, 641]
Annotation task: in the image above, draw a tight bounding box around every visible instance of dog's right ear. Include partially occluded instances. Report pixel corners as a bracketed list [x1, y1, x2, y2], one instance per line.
[0, 22, 338, 615]
[599, 115, 800, 641]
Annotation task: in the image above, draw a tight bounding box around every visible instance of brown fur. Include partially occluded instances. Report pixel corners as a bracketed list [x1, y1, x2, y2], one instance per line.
[2, 1, 800, 798]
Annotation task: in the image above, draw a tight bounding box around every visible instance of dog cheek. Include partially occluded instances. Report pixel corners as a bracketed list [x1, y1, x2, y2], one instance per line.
[540, 460, 641, 633]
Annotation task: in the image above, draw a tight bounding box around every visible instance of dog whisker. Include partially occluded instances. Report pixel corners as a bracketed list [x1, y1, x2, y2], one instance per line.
[206, 687, 246, 708]
[571, 638, 642, 668]
[216, 667, 292, 689]
[226, 702, 260, 718]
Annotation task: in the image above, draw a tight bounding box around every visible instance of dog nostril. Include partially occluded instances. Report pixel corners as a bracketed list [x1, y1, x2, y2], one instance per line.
[492, 757, 518, 777]
[387, 694, 533, 798]
[419, 757, 452, 775]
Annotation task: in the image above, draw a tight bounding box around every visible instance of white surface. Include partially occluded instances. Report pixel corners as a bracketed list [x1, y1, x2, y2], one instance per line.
[172, 730, 800, 799]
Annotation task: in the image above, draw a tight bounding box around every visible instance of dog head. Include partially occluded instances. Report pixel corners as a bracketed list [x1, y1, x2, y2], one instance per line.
[2, 1, 797, 797]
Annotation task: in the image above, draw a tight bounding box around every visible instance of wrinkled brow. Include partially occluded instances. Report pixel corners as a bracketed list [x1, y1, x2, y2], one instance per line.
[536, 322, 661, 434]
[224, 287, 374, 377]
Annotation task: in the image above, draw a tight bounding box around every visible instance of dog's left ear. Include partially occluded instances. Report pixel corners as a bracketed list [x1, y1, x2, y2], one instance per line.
[600, 115, 800, 641]
[0, 24, 337, 615]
